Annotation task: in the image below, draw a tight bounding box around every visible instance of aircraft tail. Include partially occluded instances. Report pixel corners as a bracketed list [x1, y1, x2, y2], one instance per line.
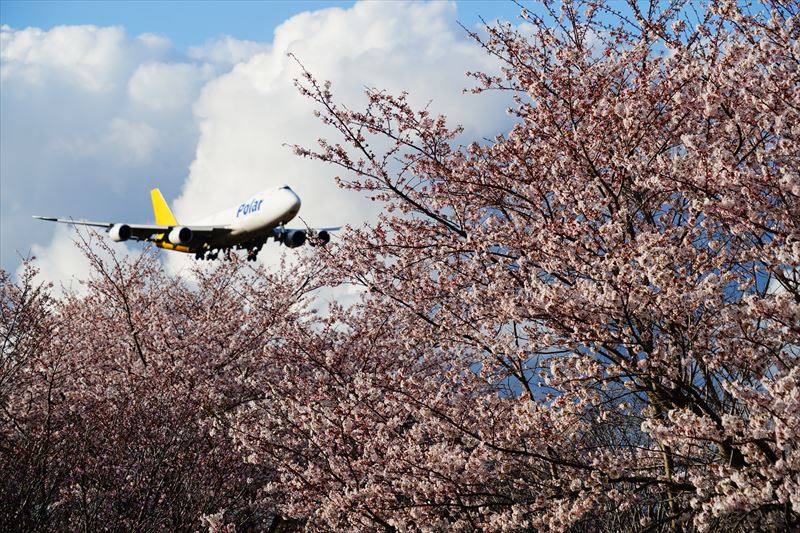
[150, 189, 178, 225]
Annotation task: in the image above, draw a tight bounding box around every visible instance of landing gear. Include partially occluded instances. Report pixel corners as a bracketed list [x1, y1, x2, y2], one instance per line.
[246, 244, 262, 262]
[193, 238, 265, 262]
[194, 248, 221, 260]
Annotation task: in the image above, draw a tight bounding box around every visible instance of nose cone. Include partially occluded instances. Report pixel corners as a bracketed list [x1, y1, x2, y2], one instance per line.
[279, 185, 301, 220]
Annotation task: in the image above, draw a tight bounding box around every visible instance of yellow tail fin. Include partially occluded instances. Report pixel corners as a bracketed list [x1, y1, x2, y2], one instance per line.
[150, 188, 178, 225]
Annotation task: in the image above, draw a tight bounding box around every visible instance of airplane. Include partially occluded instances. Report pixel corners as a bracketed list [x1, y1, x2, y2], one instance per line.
[34, 185, 338, 261]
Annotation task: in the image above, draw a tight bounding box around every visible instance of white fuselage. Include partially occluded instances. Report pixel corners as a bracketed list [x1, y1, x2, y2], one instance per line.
[192, 186, 302, 247]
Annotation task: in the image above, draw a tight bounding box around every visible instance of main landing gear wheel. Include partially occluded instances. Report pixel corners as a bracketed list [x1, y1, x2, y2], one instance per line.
[194, 250, 220, 260]
[246, 245, 262, 262]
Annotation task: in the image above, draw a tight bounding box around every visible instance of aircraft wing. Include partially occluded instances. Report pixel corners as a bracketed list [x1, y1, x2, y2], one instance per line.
[32, 216, 231, 243]
[273, 226, 342, 234]
[33, 216, 113, 228]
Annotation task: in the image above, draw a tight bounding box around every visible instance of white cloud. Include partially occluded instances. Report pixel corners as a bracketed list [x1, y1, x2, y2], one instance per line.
[107, 118, 161, 163]
[4, 1, 515, 291]
[135, 32, 172, 53]
[48, 118, 160, 165]
[187, 36, 271, 68]
[172, 0, 511, 243]
[163, 0, 512, 275]
[1, 25, 132, 92]
[128, 62, 213, 112]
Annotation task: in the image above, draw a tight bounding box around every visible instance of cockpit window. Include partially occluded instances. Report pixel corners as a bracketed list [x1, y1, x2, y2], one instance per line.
[280, 186, 291, 190]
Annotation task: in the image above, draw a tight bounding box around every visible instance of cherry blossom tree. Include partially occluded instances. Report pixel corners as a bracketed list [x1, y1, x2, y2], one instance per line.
[1, 237, 325, 530]
[268, 0, 798, 530]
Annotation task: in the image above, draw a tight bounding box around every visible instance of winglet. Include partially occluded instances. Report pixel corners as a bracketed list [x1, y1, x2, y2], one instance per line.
[150, 189, 178, 226]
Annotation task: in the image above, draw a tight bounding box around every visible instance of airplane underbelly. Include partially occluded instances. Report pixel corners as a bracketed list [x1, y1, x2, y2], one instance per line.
[212, 229, 258, 247]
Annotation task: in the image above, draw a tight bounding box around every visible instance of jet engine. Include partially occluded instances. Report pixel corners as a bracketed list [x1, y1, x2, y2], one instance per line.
[168, 226, 193, 245]
[281, 229, 306, 248]
[109, 224, 131, 242]
[317, 230, 331, 245]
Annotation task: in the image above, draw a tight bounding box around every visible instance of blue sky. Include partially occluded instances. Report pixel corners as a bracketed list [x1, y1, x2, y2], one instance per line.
[1, 1, 526, 50]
